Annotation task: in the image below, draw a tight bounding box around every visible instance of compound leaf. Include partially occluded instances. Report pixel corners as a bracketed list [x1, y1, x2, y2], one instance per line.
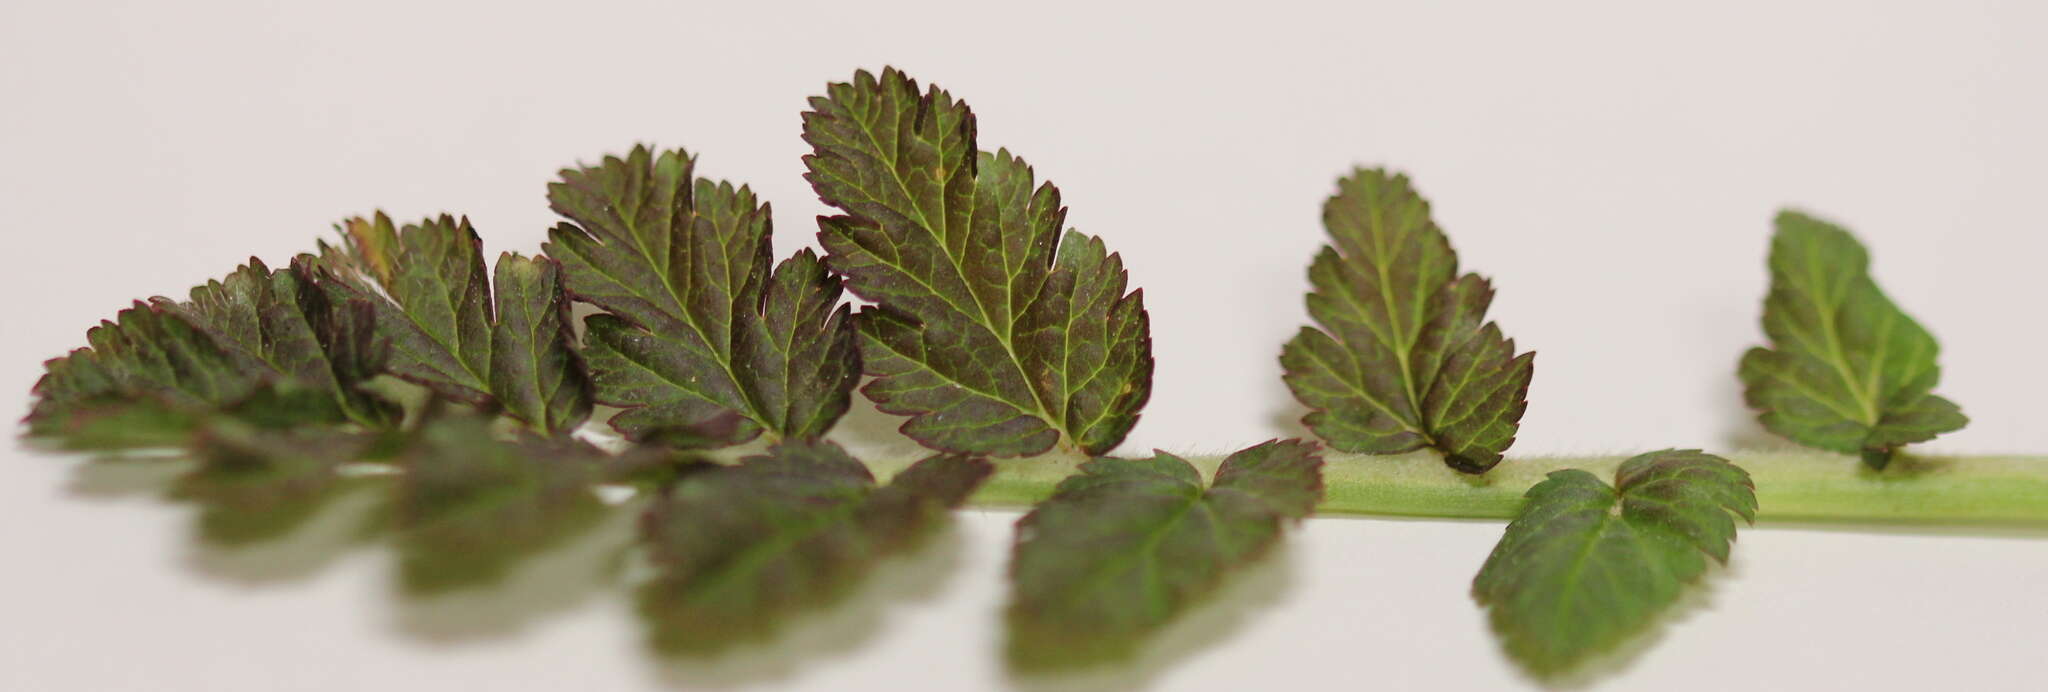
[1473, 449, 1756, 678]
[321, 214, 592, 435]
[805, 67, 1152, 457]
[546, 147, 858, 447]
[1282, 169, 1533, 473]
[28, 258, 400, 447]
[636, 440, 991, 652]
[167, 257, 399, 427]
[28, 303, 261, 446]
[1739, 211, 1967, 468]
[488, 254, 595, 434]
[1005, 440, 1322, 668]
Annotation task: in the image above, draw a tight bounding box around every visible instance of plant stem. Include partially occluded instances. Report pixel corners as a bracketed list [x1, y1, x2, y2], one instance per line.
[863, 449, 2048, 525]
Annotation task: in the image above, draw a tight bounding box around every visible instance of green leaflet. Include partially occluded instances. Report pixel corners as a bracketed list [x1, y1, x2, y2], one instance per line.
[545, 146, 859, 448]
[637, 440, 990, 653]
[1739, 211, 1967, 469]
[321, 214, 593, 435]
[1281, 169, 1533, 474]
[1473, 450, 1756, 678]
[169, 257, 399, 428]
[28, 259, 398, 447]
[804, 67, 1153, 457]
[1005, 440, 1323, 668]
[28, 305, 253, 446]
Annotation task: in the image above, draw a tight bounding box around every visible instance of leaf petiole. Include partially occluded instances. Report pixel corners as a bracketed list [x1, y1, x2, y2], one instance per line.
[859, 449, 2048, 525]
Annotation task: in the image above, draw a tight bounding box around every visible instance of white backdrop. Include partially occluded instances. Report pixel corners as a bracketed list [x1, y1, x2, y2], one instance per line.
[4, 1, 2046, 690]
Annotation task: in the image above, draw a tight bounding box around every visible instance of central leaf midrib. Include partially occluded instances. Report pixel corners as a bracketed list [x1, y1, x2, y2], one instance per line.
[1543, 497, 1619, 653]
[511, 274, 559, 429]
[392, 261, 491, 394]
[602, 194, 777, 438]
[233, 284, 351, 414]
[843, 101, 1066, 445]
[405, 228, 492, 392]
[1296, 342, 1421, 439]
[1798, 236, 1881, 425]
[1352, 195, 1433, 444]
[148, 314, 245, 404]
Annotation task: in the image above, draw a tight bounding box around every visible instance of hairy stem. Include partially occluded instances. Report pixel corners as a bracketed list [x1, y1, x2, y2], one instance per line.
[862, 449, 2048, 525]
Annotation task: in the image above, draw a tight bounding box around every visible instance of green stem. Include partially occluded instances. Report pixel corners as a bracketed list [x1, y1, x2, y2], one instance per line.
[864, 449, 2048, 525]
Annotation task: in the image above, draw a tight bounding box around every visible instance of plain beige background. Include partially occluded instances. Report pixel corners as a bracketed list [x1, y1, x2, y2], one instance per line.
[5, 1, 2047, 689]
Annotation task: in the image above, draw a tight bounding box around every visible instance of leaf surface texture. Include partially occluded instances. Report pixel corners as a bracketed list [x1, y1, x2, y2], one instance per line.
[1739, 211, 1966, 468]
[321, 214, 592, 435]
[29, 258, 400, 446]
[547, 147, 859, 447]
[805, 67, 1151, 457]
[1281, 169, 1532, 472]
[1005, 440, 1322, 667]
[637, 440, 990, 652]
[1472, 449, 1756, 677]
